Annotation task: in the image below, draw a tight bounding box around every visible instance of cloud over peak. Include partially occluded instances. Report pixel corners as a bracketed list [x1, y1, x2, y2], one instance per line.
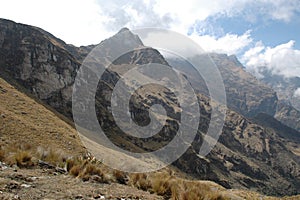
[243, 40, 300, 78]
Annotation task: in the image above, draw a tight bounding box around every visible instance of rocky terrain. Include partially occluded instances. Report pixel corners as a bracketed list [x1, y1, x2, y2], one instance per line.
[1, 18, 300, 198]
[167, 54, 278, 118]
[0, 163, 163, 200]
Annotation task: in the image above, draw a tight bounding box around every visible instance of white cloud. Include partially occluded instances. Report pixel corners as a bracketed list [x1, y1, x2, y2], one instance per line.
[0, 0, 114, 46]
[0, 0, 299, 48]
[266, 0, 300, 22]
[189, 31, 253, 55]
[95, 0, 300, 34]
[242, 41, 300, 78]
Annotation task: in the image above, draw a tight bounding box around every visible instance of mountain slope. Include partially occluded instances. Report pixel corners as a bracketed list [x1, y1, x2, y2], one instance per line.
[245, 68, 300, 132]
[0, 77, 84, 154]
[167, 53, 278, 118]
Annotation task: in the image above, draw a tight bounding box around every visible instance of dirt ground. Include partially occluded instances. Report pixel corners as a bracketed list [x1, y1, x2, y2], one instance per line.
[0, 162, 163, 200]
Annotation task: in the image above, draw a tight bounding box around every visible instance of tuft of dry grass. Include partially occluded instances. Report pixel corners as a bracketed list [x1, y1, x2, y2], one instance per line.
[69, 164, 82, 177]
[129, 173, 152, 191]
[82, 163, 103, 177]
[67, 159, 111, 184]
[113, 170, 128, 184]
[36, 147, 66, 167]
[66, 157, 80, 172]
[14, 151, 34, 168]
[150, 173, 173, 198]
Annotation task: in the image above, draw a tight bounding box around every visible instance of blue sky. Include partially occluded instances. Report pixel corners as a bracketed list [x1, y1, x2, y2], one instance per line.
[194, 12, 300, 49]
[0, 0, 300, 79]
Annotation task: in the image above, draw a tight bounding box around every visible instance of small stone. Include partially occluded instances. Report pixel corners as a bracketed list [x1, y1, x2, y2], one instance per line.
[0, 162, 8, 170]
[1, 165, 8, 170]
[21, 184, 31, 188]
[90, 175, 102, 182]
[26, 176, 38, 182]
[94, 194, 105, 199]
[75, 194, 83, 199]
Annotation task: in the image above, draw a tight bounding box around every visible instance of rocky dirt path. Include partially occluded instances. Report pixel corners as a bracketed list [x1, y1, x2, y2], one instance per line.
[0, 163, 163, 200]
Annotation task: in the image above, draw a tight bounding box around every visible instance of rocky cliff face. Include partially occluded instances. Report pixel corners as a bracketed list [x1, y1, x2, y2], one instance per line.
[250, 69, 300, 132]
[174, 94, 300, 196]
[0, 19, 80, 117]
[275, 102, 300, 132]
[1, 18, 300, 196]
[167, 53, 278, 118]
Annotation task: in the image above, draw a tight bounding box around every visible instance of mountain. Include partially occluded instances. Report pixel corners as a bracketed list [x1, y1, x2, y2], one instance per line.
[258, 69, 300, 108]
[2, 74, 300, 200]
[249, 69, 300, 132]
[1, 18, 300, 196]
[167, 54, 278, 118]
[0, 18, 81, 118]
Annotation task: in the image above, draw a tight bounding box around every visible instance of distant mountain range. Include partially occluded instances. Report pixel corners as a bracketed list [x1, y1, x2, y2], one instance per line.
[0, 18, 300, 196]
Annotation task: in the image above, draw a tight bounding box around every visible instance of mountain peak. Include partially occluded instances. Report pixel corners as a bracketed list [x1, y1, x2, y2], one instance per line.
[114, 27, 144, 47]
[96, 27, 144, 54]
[117, 27, 130, 33]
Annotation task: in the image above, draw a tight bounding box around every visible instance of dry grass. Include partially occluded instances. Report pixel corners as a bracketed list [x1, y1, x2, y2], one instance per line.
[36, 147, 66, 167]
[1, 143, 35, 168]
[150, 172, 174, 198]
[14, 150, 34, 168]
[128, 171, 232, 200]
[69, 164, 82, 177]
[0, 144, 299, 200]
[0, 77, 85, 156]
[129, 173, 152, 191]
[171, 181, 229, 200]
[67, 158, 111, 184]
[113, 170, 128, 184]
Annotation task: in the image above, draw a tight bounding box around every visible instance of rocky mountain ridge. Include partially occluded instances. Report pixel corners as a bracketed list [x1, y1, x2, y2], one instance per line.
[167, 53, 278, 118]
